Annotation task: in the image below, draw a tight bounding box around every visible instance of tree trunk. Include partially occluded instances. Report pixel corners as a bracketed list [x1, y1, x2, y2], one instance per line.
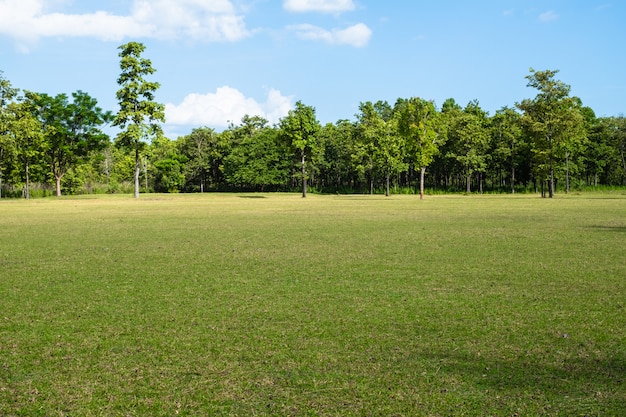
[25, 160, 30, 199]
[143, 157, 148, 192]
[385, 167, 390, 197]
[134, 148, 140, 199]
[104, 151, 110, 183]
[479, 172, 483, 194]
[56, 175, 62, 197]
[565, 151, 570, 193]
[549, 155, 555, 198]
[301, 151, 307, 198]
[419, 166, 426, 200]
[466, 172, 471, 193]
[0, 149, 3, 199]
[622, 148, 626, 185]
[511, 166, 516, 194]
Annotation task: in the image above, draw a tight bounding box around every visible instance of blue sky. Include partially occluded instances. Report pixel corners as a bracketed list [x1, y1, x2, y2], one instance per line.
[0, 0, 624, 138]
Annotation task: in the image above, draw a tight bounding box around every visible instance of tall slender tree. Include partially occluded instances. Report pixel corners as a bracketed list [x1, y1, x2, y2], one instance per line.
[0, 72, 19, 198]
[279, 101, 320, 198]
[9, 97, 45, 199]
[317, 120, 358, 192]
[397, 97, 444, 199]
[356, 101, 406, 196]
[113, 42, 165, 198]
[613, 117, 626, 185]
[490, 106, 523, 193]
[517, 68, 585, 198]
[444, 101, 489, 193]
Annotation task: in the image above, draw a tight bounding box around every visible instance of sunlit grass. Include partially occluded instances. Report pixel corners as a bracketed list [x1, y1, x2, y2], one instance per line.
[1, 193, 625, 415]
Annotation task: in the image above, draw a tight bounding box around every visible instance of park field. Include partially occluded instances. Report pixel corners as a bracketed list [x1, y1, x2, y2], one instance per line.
[1, 192, 625, 416]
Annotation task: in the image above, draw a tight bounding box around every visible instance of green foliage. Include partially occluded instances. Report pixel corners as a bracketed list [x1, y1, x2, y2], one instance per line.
[2, 65, 626, 196]
[443, 101, 490, 192]
[397, 97, 442, 168]
[28, 90, 111, 196]
[355, 101, 406, 196]
[224, 122, 290, 190]
[178, 126, 229, 191]
[279, 101, 321, 197]
[7, 96, 48, 198]
[113, 42, 165, 198]
[397, 97, 444, 198]
[316, 120, 360, 192]
[517, 68, 587, 197]
[149, 136, 188, 193]
[0, 72, 20, 198]
[489, 106, 525, 192]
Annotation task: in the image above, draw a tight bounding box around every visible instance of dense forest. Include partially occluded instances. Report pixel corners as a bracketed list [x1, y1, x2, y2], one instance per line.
[1, 43, 625, 199]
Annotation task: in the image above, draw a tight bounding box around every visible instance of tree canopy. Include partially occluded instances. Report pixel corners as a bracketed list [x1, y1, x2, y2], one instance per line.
[113, 41, 165, 198]
[1, 62, 624, 198]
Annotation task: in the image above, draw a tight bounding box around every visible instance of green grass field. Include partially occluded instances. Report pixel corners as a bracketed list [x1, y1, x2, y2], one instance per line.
[1, 193, 625, 416]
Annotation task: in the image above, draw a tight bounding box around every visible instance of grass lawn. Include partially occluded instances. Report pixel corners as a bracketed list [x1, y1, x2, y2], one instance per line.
[1, 192, 625, 416]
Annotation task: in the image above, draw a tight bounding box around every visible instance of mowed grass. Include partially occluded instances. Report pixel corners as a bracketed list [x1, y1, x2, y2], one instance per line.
[1, 193, 625, 416]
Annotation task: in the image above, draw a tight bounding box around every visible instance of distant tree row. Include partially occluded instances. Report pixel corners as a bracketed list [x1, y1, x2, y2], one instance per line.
[1, 43, 625, 199]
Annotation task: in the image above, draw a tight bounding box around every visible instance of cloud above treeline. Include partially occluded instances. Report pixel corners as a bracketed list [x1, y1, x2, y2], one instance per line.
[0, 0, 371, 129]
[0, 0, 249, 50]
[165, 87, 294, 128]
[283, 0, 356, 13]
[288, 23, 371, 47]
[0, 0, 371, 50]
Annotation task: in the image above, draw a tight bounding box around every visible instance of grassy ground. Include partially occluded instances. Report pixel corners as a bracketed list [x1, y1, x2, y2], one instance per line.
[1, 192, 625, 416]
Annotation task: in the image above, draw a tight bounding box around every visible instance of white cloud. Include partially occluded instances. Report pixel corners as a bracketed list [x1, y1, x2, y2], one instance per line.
[284, 0, 355, 13]
[539, 10, 559, 22]
[131, 0, 248, 41]
[165, 86, 293, 128]
[0, 0, 250, 49]
[288, 22, 371, 47]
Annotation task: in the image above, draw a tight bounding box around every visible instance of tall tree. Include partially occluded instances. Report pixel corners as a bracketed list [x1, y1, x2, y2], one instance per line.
[517, 68, 585, 198]
[356, 101, 406, 196]
[279, 101, 321, 197]
[444, 101, 489, 193]
[397, 97, 444, 199]
[585, 116, 612, 186]
[600, 116, 626, 185]
[0, 72, 19, 198]
[29, 91, 111, 196]
[317, 120, 358, 192]
[178, 126, 229, 192]
[490, 106, 523, 193]
[113, 42, 165, 198]
[9, 97, 45, 199]
[613, 117, 626, 185]
[352, 118, 377, 194]
[559, 100, 591, 193]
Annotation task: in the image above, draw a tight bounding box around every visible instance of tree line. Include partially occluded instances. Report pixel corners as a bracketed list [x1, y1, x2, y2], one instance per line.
[1, 43, 625, 199]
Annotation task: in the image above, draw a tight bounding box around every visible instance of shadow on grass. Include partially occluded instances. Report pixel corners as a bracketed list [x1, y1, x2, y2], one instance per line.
[238, 195, 267, 199]
[586, 225, 626, 232]
[418, 347, 625, 405]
